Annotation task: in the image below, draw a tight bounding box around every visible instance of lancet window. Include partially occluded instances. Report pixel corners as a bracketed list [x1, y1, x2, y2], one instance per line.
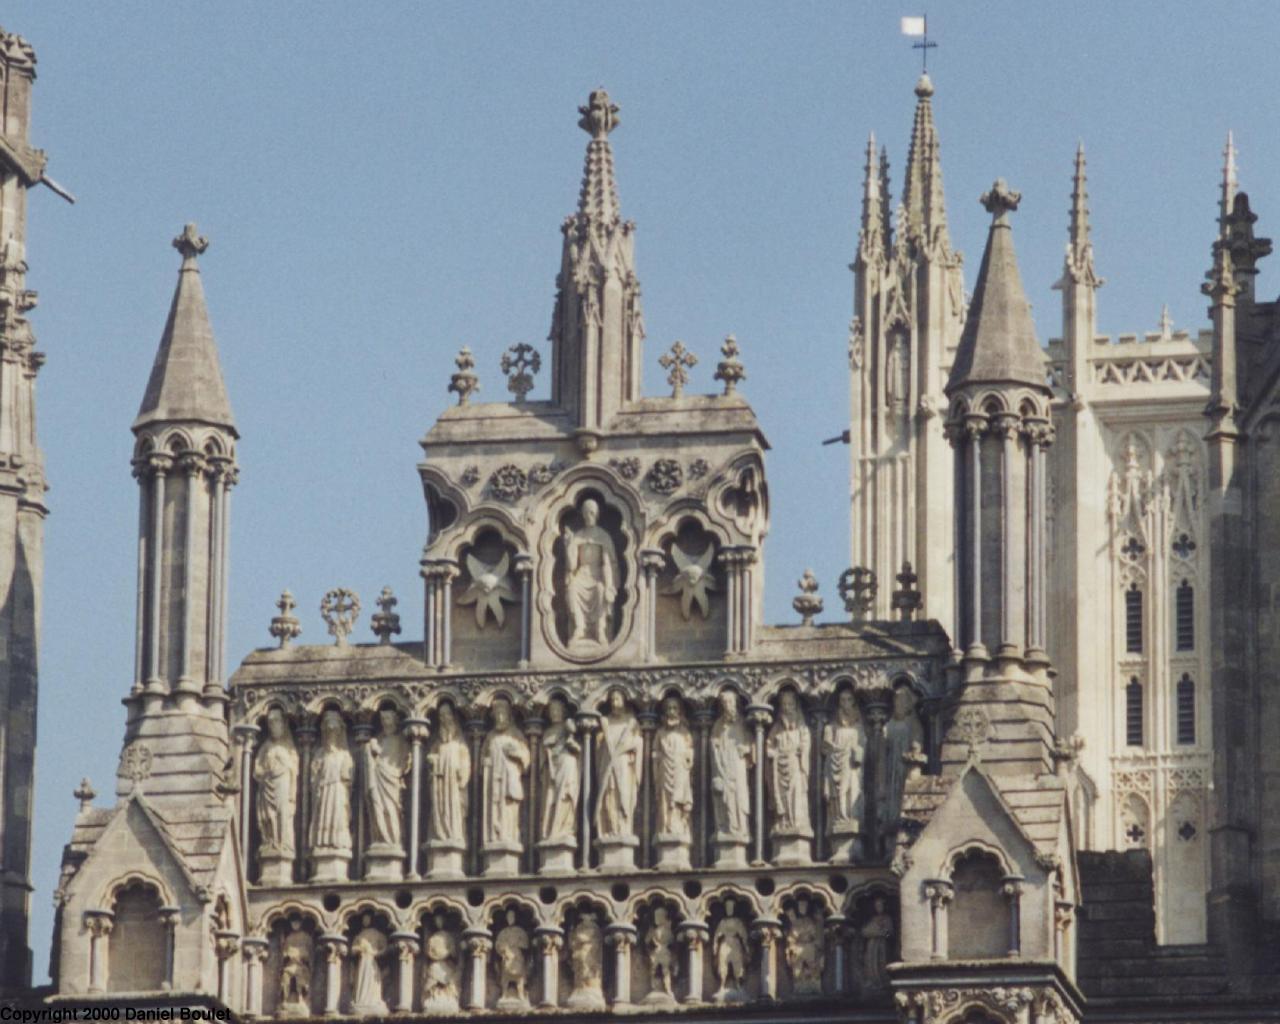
[1177, 674, 1196, 746]
[1125, 677, 1144, 748]
[1175, 580, 1195, 651]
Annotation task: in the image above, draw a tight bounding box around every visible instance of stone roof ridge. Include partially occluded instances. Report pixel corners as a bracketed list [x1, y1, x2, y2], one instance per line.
[946, 179, 1047, 393]
[133, 223, 237, 435]
[575, 88, 623, 230]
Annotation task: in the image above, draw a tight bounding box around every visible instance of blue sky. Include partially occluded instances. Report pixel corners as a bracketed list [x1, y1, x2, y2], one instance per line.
[9, 2, 1280, 980]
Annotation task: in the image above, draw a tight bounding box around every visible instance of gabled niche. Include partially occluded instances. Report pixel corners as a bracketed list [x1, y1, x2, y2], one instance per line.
[655, 516, 726, 662]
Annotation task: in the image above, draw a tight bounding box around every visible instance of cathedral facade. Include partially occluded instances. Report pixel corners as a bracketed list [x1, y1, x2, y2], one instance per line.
[3, 21, 1279, 1024]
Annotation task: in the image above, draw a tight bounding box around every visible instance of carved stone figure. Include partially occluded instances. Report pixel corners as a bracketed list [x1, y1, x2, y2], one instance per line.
[710, 691, 753, 847]
[278, 922, 312, 1017]
[595, 690, 642, 840]
[308, 709, 353, 881]
[349, 920, 388, 1015]
[426, 703, 470, 877]
[653, 696, 694, 840]
[493, 910, 531, 1010]
[713, 899, 750, 1003]
[880, 686, 925, 849]
[539, 696, 580, 845]
[860, 897, 893, 993]
[665, 541, 716, 620]
[784, 899, 824, 996]
[822, 690, 865, 861]
[566, 913, 605, 1010]
[482, 696, 531, 874]
[767, 690, 812, 835]
[254, 707, 298, 881]
[562, 498, 619, 649]
[421, 917, 461, 1014]
[643, 907, 677, 1004]
[458, 551, 516, 629]
[364, 708, 410, 865]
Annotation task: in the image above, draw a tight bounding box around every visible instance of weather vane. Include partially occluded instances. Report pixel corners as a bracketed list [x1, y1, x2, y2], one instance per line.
[901, 15, 937, 73]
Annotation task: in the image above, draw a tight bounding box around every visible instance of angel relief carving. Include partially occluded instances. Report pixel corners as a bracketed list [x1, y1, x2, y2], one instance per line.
[664, 541, 716, 620]
[458, 551, 516, 629]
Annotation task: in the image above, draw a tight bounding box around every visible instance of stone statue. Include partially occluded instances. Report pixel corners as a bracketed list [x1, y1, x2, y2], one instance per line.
[253, 707, 298, 858]
[421, 917, 461, 1014]
[428, 703, 470, 845]
[860, 897, 893, 992]
[493, 910, 531, 1010]
[562, 498, 619, 648]
[880, 686, 924, 845]
[365, 708, 410, 847]
[710, 691, 753, 841]
[566, 913, 605, 1010]
[481, 696, 530, 845]
[308, 709, 353, 880]
[767, 691, 811, 833]
[822, 690, 865, 859]
[644, 907, 677, 1003]
[653, 696, 694, 840]
[349, 919, 388, 1015]
[540, 696, 580, 844]
[784, 899, 824, 995]
[595, 690, 642, 839]
[278, 922, 312, 1016]
[712, 899, 750, 1003]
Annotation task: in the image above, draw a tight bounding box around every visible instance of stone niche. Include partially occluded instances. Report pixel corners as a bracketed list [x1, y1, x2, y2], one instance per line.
[451, 527, 522, 669]
[264, 912, 321, 1018]
[948, 849, 1009, 959]
[654, 516, 726, 662]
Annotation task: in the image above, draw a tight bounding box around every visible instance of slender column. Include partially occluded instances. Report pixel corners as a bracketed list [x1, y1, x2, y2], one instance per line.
[463, 931, 492, 1009]
[422, 565, 435, 666]
[84, 911, 114, 993]
[351, 718, 375, 879]
[162, 908, 181, 991]
[995, 414, 1017, 654]
[606, 924, 637, 1007]
[824, 915, 848, 995]
[740, 548, 758, 650]
[391, 932, 419, 1012]
[320, 936, 347, 1015]
[206, 465, 224, 688]
[132, 463, 148, 693]
[146, 454, 171, 690]
[296, 720, 317, 877]
[534, 928, 564, 1007]
[677, 921, 708, 1004]
[405, 718, 429, 879]
[233, 724, 259, 876]
[422, 561, 460, 669]
[691, 707, 714, 868]
[576, 713, 600, 869]
[1002, 876, 1024, 956]
[242, 938, 269, 1017]
[924, 881, 954, 959]
[1054, 900, 1075, 974]
[523, 715, 545, 874]
[718, 549, 740, 655]
[176, 453, 203, 692]
[514, 553, 533, 667]
[861, 699, 888, 857]
[466, 713, 487, 876]
[640, 549, 665, 661]
[214, 927, 239, 1002]
[948, 422, 964, 649]
[752, 919, 782, 1000]
[637, 705, 657, 867]
[966, 418, 985, 654]
[746, 704, 772, 864]
[810, 707, 827, 861]
[215, 468, 235, 690]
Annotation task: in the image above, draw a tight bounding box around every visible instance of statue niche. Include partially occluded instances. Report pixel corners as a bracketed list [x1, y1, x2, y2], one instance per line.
[550, 493, 630, 658]
[451, 527, 521, 668]
[270, 915, 317, 1017]
[655, 517, 726, 661]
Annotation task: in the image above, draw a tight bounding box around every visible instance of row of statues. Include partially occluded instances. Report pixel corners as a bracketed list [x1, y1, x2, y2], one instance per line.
[250, 686, 925, 881]
[271, 897, 896, 1016]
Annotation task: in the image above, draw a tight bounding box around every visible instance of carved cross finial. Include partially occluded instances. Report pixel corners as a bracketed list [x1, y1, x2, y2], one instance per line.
[120, 744, 153, 791]
[371, 586, 402, 645]
[172, 223, 209, 263]
[837, 566, 877, 623]
[792, 569, 823, 626]
[980, 179, 1021, 225]
[448, 346, 480, 406]
[500, 342, 541, 402]
[320, 588, 361, 647]
[269, 589, 302, 649]
[578, 88, 620, 140]
[74, 777, 96, 811]
[714, 334, 746, 396]
[891, 561, 923, 622]
[659, 340, 697, 398]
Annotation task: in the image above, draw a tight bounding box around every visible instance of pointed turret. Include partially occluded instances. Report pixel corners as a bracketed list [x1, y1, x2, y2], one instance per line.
[947, 180, 1044, 391]
[548, 88, 645, 432]
[901, 73, 950, 251]
[1063, 142, 1101, 288]
[1054, 143, 1103, 403]
[1219, 130, 1237, 237]
[856, 133, 886, 267]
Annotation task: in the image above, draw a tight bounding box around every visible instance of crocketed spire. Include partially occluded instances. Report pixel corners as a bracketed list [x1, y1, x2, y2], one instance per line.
[901, 72, 950, 251]
[946, 181, 1045, 392]
[576, 88, 622, 229]
[134, 224, 236, 433]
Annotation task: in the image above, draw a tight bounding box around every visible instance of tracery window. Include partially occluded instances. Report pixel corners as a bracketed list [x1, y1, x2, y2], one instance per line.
[1175, 581, 1194, 651]
[1125, 677, 1144, 748]
[1177, 674, 1196, 745]
[1125, 585, 1143, 654]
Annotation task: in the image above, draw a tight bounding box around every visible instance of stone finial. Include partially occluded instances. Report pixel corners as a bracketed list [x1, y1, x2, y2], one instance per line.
[659, 341, 697, 398]
[269, 590, 302, 649]
[371, 586, 402, 645]
[172, 223, 209, 264]
[578, 88, 620, 139]
[792, 569, 823, 626]
[891, 562, 923, 622]
[980, 179, 1021, 224]
[320, 588, 361, 647]
[714, 335, 746, 396]
[500, 342, 541, 402]
[837, 566, 877, 623]
[1158, 305, 1173, 341]
[448, 346, 480, 406]
[74, 778, 96, 811]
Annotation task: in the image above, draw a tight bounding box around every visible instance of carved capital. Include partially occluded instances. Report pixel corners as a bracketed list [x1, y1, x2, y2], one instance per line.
[404, 717, 431, 745]
[84, 909, 114, 938]
[533, 927, 564, 953]
[390, 932, 420, 962]
[923, 880, 954, 908]
[241, 937, 269, 964]
[605, 923, 638, 950]
[676, 921, 709, 950]
[319, 934, 348, 964]
[215, 929, 241, 960]
[463, 930, 493, 957]
[751, 917, 782, 949]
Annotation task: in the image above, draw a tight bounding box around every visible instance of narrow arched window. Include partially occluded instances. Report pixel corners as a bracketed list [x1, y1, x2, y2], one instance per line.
[1125, 585, 1143, 653]
[1176, 581, 1194, 651]
[949, 850, 1009, 959]
[1126, 677, 1144, 747]
[1177, 674, 1196, 745]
